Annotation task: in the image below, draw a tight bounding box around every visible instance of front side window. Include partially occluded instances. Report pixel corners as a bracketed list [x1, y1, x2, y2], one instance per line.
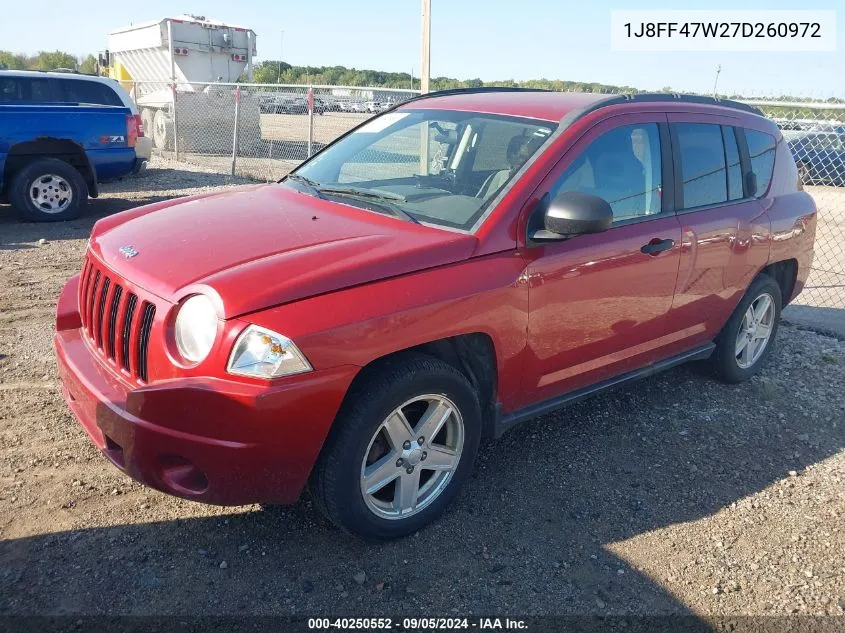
[293, 109, 555, 231]
[551, 123, 663, 222]
[674, 123, 728, 209]
[745, 129, 777, 197]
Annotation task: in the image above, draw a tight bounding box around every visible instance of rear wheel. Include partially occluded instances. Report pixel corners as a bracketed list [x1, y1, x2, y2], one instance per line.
[9, 158, 86, 222]
[796, 161, 812, 185]
[152, 109, 174, 150]
[708, 274, 782, 383]
[140, 109, 155, 146]
[310, 354, 481, 539]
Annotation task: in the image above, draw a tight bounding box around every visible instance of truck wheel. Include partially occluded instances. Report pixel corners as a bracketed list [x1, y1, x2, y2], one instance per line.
[9, 158, 87, 222]
[796, 162, 812, 186]
[310, 354, 481, 539]
[708, 274, 782, 384]
[153, 109, 174, 151]
[140, 109, 156, 146]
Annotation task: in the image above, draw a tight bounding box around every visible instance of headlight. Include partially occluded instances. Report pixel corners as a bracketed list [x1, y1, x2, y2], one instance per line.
[174, 295, 218, 363]
[227, 325, 312, 379]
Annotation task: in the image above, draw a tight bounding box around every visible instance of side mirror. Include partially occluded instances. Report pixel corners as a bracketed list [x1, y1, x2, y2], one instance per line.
[530, 191, 613, 241]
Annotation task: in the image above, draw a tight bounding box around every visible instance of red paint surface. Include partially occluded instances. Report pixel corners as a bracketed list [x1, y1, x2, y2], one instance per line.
[55, 94, 817, 505]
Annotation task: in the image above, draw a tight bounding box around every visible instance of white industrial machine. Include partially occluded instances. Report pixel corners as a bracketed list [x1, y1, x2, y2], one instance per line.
[103, 15, 260, 153]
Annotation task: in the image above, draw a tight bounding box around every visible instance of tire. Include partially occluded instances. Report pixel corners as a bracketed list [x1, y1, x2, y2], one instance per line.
[310, 354, 481, 539]
[8, 158, 87, 222]
[708, 274, 782, 383]
[796, 162, 812, 186]
[140, 109, 156, 146]
[152, 109, 174, 150]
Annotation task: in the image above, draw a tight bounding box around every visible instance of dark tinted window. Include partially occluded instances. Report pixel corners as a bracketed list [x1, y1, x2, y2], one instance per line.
[674, 123, 727, 208]
[0, 78, 20, 102]
[0, 77, 53, 102]
[551, 123, 663, 221]
[722, 126, 743, 200]
[60, 79, 122, 106]
[745, 129, 776, 197]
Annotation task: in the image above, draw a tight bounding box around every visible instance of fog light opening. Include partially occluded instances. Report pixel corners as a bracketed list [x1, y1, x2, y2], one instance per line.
[157, 455, 209, 495]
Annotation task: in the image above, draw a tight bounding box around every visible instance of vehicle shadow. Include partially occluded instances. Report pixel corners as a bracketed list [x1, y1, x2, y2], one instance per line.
[2, 343, 842, 618]
[783, 304, 845, 340]
[0, 197, 172, 249]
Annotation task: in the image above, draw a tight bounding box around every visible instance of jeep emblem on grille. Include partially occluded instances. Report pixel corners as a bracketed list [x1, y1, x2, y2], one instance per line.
[119, 245, 139, 259]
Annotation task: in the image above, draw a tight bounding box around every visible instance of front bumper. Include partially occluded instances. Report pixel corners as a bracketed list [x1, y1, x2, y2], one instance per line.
[54, 274, 358, 505]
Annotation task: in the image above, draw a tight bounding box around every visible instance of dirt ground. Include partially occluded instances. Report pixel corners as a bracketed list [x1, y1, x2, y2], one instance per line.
[0, 163, 843, 619]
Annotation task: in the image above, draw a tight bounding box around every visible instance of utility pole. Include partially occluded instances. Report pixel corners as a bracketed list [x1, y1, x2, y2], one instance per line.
[420, 0, 431, 94]
[712, 64, 721, 98]
[277, 31, 284, 83]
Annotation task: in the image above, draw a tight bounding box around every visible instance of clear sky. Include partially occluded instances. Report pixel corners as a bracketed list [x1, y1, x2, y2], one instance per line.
[3, 0, 842, 97]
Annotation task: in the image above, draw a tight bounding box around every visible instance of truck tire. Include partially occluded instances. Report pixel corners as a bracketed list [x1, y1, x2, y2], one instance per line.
[310, 354, 481, 539]
[152, 109, 174, 151]
[9, 158, 87, 222]
[140, 109, 156, 146]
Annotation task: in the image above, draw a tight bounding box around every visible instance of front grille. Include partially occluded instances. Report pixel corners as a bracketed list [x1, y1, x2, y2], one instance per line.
[78, 255, 156, 383]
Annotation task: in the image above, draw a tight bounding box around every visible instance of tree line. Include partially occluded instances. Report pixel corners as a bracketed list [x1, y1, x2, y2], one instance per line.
[2, 50, 842, 108]
[0, 50, 98, 74]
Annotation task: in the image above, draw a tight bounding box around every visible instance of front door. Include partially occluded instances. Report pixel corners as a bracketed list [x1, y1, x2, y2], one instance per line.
[520, 113, 684, 405]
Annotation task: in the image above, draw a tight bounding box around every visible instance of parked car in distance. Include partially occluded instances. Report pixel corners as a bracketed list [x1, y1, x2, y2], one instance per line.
[1, 102, 141, 221]
[788, 131, 845, 186]
[0, 70, 151, 172]
[55, 89, 816, 539]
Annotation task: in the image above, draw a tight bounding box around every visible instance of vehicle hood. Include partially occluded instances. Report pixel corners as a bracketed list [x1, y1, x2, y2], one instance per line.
[90, 184, 478, 318]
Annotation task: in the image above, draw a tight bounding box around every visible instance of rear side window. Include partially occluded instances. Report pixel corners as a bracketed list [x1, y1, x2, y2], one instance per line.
[745, 129, 777, 197]
[0, 77, 53, 102]
[0, 78, 20, 102]
[59, 79, 122, 106]
[673, 123, 727, 209]
[722, 126, 744, 201]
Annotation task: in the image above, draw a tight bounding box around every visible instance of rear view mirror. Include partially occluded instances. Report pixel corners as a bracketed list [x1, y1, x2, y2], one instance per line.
[530, 191, 613, 242]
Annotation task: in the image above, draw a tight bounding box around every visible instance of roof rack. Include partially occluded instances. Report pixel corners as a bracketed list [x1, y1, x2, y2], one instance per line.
[397, 87, 763, 117]
[399, 86, 551, 106]
[599, 92, 764, 115]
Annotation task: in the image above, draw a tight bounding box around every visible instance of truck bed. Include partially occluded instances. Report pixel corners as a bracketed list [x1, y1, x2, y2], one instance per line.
[0, 104, 137, 184]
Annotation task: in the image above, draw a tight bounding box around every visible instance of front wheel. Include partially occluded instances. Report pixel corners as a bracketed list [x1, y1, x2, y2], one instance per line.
[708, 274, 782, 383]
[310, 354, 481, 539]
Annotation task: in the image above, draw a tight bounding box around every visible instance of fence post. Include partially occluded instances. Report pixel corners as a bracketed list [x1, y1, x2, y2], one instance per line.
[171, 82, 180, 162]
[307, 86, 314, 158]
[231, 85, 241, 176]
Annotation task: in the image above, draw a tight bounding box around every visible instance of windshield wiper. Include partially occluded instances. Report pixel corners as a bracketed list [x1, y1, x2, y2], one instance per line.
[318, 186, 419, 224]
[285, 173, 325, 198]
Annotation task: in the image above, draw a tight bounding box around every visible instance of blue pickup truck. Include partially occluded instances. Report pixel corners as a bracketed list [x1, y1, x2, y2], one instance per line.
[0, 103, 141, 221]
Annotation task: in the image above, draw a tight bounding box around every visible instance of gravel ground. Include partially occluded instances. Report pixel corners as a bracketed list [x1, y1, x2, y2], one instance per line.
[0, 161, 843, 619]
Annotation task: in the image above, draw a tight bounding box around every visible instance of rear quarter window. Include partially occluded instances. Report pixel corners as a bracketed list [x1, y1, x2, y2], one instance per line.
[745, 129, 777, 197]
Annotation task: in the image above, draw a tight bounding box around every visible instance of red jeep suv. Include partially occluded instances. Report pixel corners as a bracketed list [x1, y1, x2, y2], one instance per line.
[55, 89, 816, 539]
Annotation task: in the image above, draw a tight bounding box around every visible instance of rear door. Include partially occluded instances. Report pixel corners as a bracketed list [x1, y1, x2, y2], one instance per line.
[666, 116, 771, 344]
[519, 113, 684, 405]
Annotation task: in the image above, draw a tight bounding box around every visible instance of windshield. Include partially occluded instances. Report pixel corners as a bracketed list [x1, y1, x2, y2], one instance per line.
[289, 109, 556, 231]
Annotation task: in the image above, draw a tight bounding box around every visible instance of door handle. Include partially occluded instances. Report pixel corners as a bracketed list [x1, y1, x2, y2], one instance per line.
[641, 238, 675, 256]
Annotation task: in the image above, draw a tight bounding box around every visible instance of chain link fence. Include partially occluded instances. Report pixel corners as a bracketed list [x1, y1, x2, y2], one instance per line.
[742, 100, 844, 312]
[128, 81, 418, 181]
[125, 82, 844, 311]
